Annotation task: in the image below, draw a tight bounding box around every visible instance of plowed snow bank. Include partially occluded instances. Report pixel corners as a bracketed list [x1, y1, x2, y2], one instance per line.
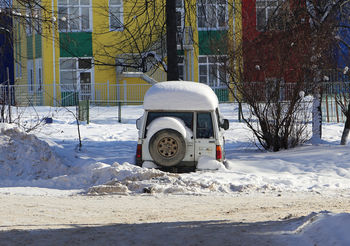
[0, 124, 67, 180]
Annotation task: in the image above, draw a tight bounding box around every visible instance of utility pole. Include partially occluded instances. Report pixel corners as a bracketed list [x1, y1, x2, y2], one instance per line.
[166, 0, 179, 81]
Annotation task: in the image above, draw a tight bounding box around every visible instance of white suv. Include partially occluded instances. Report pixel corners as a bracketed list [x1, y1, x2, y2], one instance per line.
[135, 81, 229, 171]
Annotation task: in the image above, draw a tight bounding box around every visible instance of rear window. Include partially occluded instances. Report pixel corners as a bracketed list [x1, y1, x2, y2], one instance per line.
[146, 112, 194, 130]
[196, 112, 214, 138]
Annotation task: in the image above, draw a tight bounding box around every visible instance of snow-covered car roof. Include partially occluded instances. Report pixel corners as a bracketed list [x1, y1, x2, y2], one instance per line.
[143, 81, 219, 111]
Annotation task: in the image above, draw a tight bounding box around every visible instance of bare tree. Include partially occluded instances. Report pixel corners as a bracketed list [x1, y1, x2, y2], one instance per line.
[219, 0, 342, 151]
[333, 2, 350, 145]
[0, 0, 86, 148]
[304, 0, 350, 142]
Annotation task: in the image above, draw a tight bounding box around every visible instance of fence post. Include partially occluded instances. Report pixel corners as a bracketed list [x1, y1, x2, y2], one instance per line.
[336, 94, 340, 123]
[107, 80, 110, 106]
[124, 80, 127, 103]
[118, 101, 122, 123]
[87, 100, 90, 124]
[7, 67, 11, 123]
[325, 95, 329, 123]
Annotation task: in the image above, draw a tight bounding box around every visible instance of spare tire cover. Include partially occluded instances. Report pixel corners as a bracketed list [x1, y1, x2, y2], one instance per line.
[149, 129, 186, 167]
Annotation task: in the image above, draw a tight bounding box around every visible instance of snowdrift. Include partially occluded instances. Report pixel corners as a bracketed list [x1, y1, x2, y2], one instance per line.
[286, 212, 350, 245]
[0, 124, 67, 181]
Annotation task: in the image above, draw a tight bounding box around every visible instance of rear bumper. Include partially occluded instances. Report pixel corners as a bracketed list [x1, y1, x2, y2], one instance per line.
[136, 159, 197, 170]
[135, 156, 143, 167]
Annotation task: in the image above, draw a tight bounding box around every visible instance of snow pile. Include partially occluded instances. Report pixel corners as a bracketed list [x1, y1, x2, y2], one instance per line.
[142, 161, 159, 169]
[291, 212, 350, 245]
[87, 162, 265, 195]
[88, 162, 179, 195]
[0, 124, 67, 181]
[197, 156, 226, 170]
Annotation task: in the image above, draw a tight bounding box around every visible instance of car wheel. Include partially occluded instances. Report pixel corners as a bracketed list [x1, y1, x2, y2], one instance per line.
[149, 129, 186, 167]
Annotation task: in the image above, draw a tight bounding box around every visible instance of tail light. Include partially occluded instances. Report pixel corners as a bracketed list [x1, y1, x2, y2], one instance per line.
[216, 145, 222, 161]
[136, 144, 142, 159]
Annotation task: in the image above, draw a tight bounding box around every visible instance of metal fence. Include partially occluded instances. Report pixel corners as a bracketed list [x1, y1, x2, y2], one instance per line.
[234, 81, 350, 123]
[0, 82, 231, 107]
[321, 82, 350, 123]
[5, 81, 349, 123]
[0, 83, 151, 107]
[322, 94, 346, 123]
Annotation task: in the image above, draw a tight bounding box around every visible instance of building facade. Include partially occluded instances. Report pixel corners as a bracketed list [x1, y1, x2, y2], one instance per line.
[13, 0, 238, 106]
[0, 11, 14, 85]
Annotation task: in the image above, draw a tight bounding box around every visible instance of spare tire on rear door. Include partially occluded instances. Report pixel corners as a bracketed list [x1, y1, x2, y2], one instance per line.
[149, 129, 186, 167]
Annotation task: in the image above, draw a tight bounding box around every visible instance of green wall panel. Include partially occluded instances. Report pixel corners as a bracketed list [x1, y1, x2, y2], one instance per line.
[35, 34, 42, 58]
[198, 30, 227, 55]
[177, 50, 184, 56]
[26, 35, 33, 59]
[59, 32, 93, 57]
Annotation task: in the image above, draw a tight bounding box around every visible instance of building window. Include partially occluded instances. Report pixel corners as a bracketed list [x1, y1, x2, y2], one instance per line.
[15, 62, 22, 79]
[36, 59, 43, 91]
[197, 0, 227, 29]
[27, 60, 34, 92]
[59, 57, 92, 91]
[38, 68, 42, 90]
[176, 0, 184, 29]
[15, 63, 19, 78]
[25, 7, 32, 35]
[109, 0, 123, 31]
[58, 0, 91, 32]
[176, 0, 186, 47]
[25, 5, 42, 35]
[199, 56, 227, 88]
[34, 8, 42, 34]
[256, 0, 283, 31]
[178, 56, 184, 80]
[60, 58, 78, 91]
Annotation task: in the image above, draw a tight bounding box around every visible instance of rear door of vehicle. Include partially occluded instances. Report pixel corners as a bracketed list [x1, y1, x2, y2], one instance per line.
[194, 112, 217, 161]
[143, 111, 195, 163]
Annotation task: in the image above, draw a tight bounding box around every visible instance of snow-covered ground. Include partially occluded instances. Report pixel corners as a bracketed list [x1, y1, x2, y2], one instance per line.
[2, 104, 350, 195]
[1, 103, 350, 245]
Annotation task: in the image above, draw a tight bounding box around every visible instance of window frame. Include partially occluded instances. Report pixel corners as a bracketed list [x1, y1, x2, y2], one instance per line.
[59, 58, 78, 91]
[176, 0, 184, 29]
[196, 112, 214, 139]
[27, 59, 34, 92]
[58, 0, 92, 32]
[178, 56, 184, 80]
[198, 55, 227, 88]
[197, 0, 228, 30]
[109, 0, 124, 31]
[256, 0, 283, 31]
[25, 5, 41, 35]
[35, 58, 43, 91]
[15, 62, 21, 78]
[59, 57, 93, 91]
